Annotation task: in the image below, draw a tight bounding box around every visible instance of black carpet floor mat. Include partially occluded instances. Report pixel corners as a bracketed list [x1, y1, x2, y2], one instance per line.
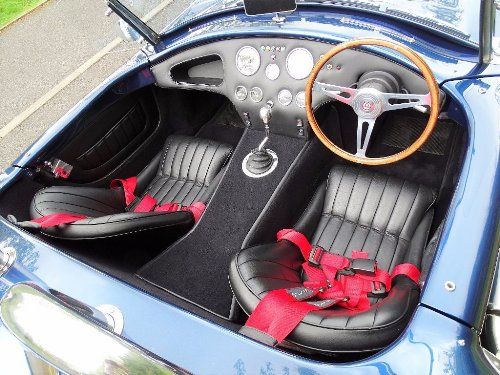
[137, 129, 306, 318]
[195, 103, 245, 147]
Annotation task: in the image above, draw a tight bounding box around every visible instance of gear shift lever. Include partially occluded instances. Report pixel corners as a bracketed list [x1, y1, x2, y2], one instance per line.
[258, 102, 272, 151]
[243, 101, 278, 177]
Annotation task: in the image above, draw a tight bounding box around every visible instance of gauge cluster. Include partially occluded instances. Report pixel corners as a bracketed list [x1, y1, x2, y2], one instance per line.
[154, 38, 429, 139]
[233, 43, 318, 122]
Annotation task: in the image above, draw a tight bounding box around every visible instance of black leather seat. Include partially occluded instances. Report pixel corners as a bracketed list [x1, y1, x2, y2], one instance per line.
[230, 165, 436, 353]
[30, 135, 232, 240]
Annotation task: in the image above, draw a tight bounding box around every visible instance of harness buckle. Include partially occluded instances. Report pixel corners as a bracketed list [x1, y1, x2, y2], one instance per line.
[369, 282, 387, 296]
[350, 258, 377, 276]
[308, 246, 325, 267]
[336, 267, 355, 277]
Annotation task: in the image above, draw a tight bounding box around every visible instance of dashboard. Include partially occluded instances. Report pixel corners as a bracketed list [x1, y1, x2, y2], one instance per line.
[152, 38, 428, 138]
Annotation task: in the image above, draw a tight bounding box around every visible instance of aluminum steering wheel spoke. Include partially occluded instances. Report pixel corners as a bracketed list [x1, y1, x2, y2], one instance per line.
[380, 92, 431, 112]
[356, 117, 376, 158]
[313, 82, 357, 105]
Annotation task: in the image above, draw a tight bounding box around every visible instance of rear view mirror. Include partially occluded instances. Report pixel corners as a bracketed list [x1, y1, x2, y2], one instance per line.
[243, 0, 297, 16]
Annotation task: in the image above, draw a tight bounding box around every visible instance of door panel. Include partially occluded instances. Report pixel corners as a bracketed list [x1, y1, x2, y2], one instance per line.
[76, 102, 150, 170]
[57, 87, 162, 184]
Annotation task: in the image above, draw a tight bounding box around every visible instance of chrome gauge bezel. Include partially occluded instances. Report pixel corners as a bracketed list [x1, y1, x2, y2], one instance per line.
[265, 63, 280, 81]
[250, 87, 264, 103]
[278, 89, 293, 106]
[236, 46, 261, 76]
[235, 86, 248, 101]
[295, 91, 306, 108]
[286, 48, 314, 80]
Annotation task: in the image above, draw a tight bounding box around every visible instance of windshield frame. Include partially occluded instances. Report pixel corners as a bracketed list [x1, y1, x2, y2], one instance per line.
[161, 0, 480, 49]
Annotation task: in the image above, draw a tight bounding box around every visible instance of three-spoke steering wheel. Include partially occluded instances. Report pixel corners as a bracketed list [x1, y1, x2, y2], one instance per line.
[305, 38, 440, 165]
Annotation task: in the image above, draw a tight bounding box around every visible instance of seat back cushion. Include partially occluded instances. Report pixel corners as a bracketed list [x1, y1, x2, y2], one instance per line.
[133, 135, 232, 207]
[305, 165, 436, 271]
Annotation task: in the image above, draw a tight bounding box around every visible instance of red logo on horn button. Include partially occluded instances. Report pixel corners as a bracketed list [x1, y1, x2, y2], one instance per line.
[362, 100, 374, 111]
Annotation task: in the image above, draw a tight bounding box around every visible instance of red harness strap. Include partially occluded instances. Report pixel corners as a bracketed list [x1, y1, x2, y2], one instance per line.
[133, 193, 157, 213]
[31, 213, 87, 228]
[133, 193, 206, 222]
[244, 229, 420, 344]
[31, 177, 206, 228]
[245, 289, 329, 343]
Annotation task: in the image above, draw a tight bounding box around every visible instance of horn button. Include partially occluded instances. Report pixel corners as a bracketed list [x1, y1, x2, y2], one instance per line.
[352, 88, 384, 119]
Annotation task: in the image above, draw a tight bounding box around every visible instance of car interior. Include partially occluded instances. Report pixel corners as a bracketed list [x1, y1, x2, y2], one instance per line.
[0, 37, 467, 360]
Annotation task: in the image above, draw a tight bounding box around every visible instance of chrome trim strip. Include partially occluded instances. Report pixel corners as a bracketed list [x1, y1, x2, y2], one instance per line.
[0, 283, 186, 375]
[0, 246, 16, 277]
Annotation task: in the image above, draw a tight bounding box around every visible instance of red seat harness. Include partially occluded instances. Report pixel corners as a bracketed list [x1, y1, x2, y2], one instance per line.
[110, 177, 206, 221]
[33, 176, 206, 227]
[244, 229, 420, 344]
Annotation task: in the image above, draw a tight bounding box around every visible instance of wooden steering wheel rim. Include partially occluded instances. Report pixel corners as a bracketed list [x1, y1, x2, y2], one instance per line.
[305, 38, 440, 166]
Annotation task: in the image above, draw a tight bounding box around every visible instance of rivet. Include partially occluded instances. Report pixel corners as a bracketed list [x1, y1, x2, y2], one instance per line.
[444, 281, 456, 292]
[478, 87, 487, 94]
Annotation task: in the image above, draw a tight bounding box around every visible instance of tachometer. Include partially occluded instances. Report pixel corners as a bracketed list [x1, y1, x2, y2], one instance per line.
[286, 48, 314, 80]
[236, 46, 261, 76]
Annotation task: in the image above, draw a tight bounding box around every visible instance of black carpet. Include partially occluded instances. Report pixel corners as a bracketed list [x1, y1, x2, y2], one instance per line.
[137, 129, 306, 318]
[196, 103, 245, 148]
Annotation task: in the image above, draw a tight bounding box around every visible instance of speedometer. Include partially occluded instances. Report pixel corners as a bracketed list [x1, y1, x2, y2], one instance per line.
[236, 46, 261, 76]
[286, 48, 314, 80]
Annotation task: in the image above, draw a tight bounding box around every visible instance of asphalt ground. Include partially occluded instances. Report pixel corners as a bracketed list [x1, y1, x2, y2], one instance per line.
[0, 0, 190, 173]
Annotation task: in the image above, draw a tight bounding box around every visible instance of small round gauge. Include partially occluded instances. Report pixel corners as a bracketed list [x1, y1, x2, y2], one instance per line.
[250, 87, 264, 103]
[236, 46, 261, 76]
[296, 91, 306, 108]
[235, 86, 248, 101]
[278, 89, 293, 106]
[265, 63, 280, 81]
[286, 48, 314, 80]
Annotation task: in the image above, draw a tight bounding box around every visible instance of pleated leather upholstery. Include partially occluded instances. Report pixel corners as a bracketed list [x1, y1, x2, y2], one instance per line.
[230, 165, 436, 353]
[133, 135, 232, 207]
[312, 165, 435, 271]
[30, 135, 232, 239]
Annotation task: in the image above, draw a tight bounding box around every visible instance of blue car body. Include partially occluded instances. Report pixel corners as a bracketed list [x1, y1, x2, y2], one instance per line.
[0, 1, 498, 373]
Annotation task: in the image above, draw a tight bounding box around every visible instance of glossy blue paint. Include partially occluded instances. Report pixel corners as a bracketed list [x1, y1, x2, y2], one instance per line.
[420, 76, 500, 328]
[0, 4, 498, 373]
[0, 219, 492, 374]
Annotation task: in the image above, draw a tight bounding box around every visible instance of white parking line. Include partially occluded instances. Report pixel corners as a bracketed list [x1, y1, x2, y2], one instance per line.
[0, 37, 122, 139]
[0, 0, 173, 139]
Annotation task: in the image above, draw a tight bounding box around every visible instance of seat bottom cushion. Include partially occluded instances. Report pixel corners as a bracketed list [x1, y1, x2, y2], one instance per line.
[31, 186, 126, 218]
[229, 241, 421, 353]
[30, 186, 194, 240]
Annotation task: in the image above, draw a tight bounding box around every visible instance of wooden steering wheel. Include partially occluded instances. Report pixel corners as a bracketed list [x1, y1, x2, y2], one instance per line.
[305, 38, 440, 165]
